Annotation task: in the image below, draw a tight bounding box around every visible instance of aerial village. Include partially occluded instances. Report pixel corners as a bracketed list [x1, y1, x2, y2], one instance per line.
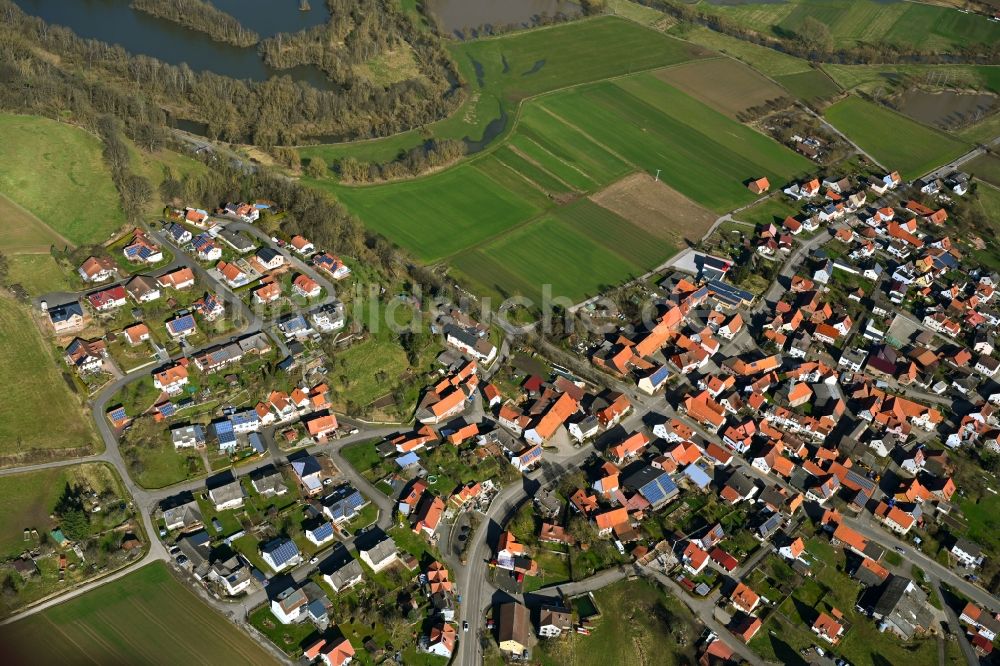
[21, 163, 1000, 665]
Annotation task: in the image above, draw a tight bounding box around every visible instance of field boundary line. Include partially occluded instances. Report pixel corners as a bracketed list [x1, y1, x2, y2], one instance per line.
[536, 105, 637, 168]
[507, 144, 579, 192]
[0, 191, 77, 251]
[492, 156, 555, 196]
[519, 134, 599, 186]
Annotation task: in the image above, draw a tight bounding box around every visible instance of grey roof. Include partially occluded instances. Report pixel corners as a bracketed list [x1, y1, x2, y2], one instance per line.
[208, 480, 244, 505]
[952, 537, 983, 558]
[872, 576, 934, 639]
[162, 499, 203, 530]
[324, 557, 363, 590]
[361, 535, 398, 564]
[251, 468, 286, 495]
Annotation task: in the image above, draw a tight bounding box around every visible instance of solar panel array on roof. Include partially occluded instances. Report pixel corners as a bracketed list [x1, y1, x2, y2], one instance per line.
[638, 472, 678, 509]
[231, 411, 259, 428]
[263, 538, 300, 566]
[108, 407, 127, 421]
[707, 280, 754, 307]
[846, 469, 876, 493]
[310, 522, 335, 542]
[325, 488, 365, 522]
[168, 314, 196, 334]
[214, 420, 236, 447]
[758, 513, 783, 537]
[157, 402, 176, 417]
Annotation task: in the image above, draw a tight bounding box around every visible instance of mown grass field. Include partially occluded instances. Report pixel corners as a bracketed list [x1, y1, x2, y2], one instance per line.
[1, 562, 277, 665]
[0, 296, 99, 465]
[323, 71, 808, 302]
[824, 96, 971, 179]
[0, 115, 124, 246]
[298, 16, 709, 166]
[0, 193, 69, 254]
[700, 0, 996, 53]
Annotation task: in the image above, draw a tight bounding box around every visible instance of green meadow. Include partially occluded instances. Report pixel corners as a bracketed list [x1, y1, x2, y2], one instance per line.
[824, 96, 971, 179]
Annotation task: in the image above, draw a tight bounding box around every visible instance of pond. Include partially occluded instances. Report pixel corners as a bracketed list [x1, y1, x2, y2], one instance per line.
[13, 0, 334, 87]
[426, 0, 581, 38]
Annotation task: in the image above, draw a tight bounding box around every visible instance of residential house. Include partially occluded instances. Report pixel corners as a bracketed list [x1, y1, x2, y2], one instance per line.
[537, 606, 572, 639]
[208, 480, 244, 511]
[261, 538, 302, 572]
[313, 253, 352, 280]
[47, 301, 84, 332]
[951, 538, 984, 568]
[255, 247, 284, 271]
[359, 535, 400, 573]
[271, 585, 308, 624]
[293, 274, 321, 298]
[165, 313, 197, 339]
[730, 582, 760, 614]
[88, 286, 127, 312]
[157, 267, 195, 290]
[322, 557, 364, 593]
[122, 229, 163, 264]
[78, 256, 116, 283]
[170, 424, 205, 449]
[125, 275, 161, 303]
[812, 611, 845, 644]
[65, 337, 107, 374]
[290, 235, 315, 255]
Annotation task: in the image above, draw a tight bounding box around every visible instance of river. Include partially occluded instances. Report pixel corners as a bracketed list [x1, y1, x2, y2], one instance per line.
[13, 0, 333, 87]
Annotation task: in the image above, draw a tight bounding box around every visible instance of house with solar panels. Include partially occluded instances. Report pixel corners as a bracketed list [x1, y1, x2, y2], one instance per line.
[306, 521, 335, 546]
[165, 221, 192, 245]
[106, 405, 130, 429]
[170, 424, 205, 449]
[165, 312, 197, 339]
[192, 233, 222, 261]
[622, 465, 678, 510]
[212, 419, 237, 452]
[194, 293, 225, 321]
[230, 409, 261, 434]
[278, 312, 314, 340]
[122, 229, 163, 264]
[261, 537, 302, 572]
[322, 485, 368, 524]
[638, 365, 671, 395]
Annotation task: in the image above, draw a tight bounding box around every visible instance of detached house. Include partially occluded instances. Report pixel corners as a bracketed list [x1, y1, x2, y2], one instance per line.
[65, 338, 107, 374]
[87, 286, 127, 312]
[293, 274, 321, 298]
[78, 256, 116, 283]
[157, 266, 195, 290]
[122, 230, 163, 264]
